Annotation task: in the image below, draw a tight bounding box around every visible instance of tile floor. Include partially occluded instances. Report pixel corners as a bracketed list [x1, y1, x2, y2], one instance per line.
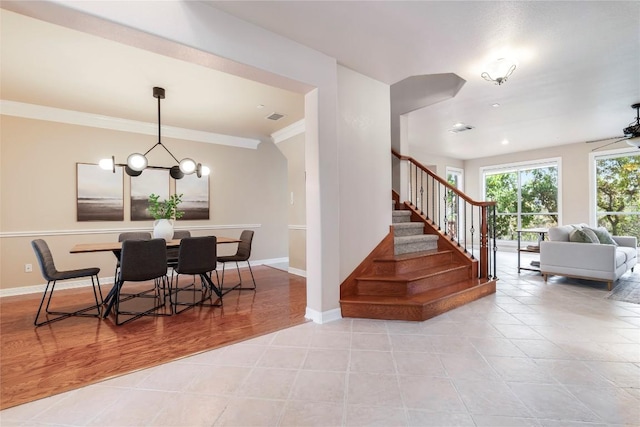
[2, 252, 639, 426]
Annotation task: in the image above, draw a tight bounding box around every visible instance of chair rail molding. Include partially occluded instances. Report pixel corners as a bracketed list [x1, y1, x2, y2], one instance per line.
[0, 100, 260, 149]
[0, 224, 262, 239]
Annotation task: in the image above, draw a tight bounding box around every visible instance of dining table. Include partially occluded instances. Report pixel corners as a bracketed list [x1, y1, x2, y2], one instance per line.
[70, 236, 241, 318]
[70, 236, 241, 254]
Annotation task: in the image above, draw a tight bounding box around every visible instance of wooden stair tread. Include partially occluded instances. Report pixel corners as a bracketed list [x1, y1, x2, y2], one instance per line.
[341, 278, 492, 306]
[374, 249, 448, 262]
[357, 263, 468, 282]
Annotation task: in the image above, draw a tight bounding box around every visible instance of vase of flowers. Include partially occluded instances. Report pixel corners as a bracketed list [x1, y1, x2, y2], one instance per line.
[148, 193, 184, 240]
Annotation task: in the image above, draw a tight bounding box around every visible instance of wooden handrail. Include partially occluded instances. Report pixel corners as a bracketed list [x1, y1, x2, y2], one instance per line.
[392, 149, 495, 207]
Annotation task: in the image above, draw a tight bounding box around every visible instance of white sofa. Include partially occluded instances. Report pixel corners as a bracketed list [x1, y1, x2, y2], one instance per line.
[540, 224, 638, 290]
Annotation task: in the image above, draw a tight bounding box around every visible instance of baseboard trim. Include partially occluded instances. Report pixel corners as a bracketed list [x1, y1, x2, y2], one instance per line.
[304, 307, 342, 324]
[288, 267, 307, 277]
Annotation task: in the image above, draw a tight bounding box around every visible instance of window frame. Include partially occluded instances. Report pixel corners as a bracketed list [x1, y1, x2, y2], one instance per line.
[588, 146, 639, 228]
[480, 157, 562, 242]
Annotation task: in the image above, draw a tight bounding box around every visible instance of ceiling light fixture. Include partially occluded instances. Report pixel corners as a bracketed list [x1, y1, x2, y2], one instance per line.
[481, 58, 517, 85]
[99, 87, 209, 179]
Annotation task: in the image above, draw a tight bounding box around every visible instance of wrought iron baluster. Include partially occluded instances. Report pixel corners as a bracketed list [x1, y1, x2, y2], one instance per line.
[443, 188, 448, 236]
[470, 205, 475, 260]
[420, 169, 424, 215]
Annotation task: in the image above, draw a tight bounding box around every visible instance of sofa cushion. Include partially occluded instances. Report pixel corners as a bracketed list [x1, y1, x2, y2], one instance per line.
[569, 228, 599, 243]
[548, 225, 574, 242]
[587, 227, 618, 245]
[618, 246, 638, 264]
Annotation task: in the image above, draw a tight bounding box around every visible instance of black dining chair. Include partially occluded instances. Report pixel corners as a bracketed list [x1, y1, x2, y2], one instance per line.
[31, 239, 103, 327]
[167, 230, 191, 268]
[171, 236, 222, 314]
[110, 238, 170, 325]
[218, 230, 256, 293]
[114, 231, 151, 281]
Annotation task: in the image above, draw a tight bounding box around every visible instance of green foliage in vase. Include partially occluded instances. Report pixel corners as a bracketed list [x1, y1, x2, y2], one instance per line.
[148, 193, 184, 220]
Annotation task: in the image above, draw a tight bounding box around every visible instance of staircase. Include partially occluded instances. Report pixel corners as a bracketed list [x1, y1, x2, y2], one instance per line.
[340, 205, 497, 321]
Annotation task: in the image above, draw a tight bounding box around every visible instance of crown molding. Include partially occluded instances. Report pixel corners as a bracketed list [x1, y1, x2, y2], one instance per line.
[0, 100, 260, 149]
[272, 119, 305, 144]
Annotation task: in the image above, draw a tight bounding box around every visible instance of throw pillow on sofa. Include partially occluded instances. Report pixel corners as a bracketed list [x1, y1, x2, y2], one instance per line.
[587, 226, 618, 245]
[569, 227, 599, 243]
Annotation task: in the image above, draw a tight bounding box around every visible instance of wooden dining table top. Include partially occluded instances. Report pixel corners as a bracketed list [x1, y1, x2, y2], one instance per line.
[70, 236, 241, 253]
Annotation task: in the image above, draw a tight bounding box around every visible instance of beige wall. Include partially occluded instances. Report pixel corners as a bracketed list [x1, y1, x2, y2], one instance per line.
[409, 146, 465, 181]
[464, 142, 635, 225]
[276, 132, 306, 272]
[0, 115, 288, 290]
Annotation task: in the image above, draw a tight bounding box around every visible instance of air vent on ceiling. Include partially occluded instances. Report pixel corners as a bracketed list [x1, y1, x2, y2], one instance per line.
[448, 123, 475, 133]
[266, 112, 285, 121]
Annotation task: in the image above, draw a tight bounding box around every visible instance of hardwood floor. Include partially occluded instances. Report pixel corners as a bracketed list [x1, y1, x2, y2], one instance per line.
[0, 266, 307, 410]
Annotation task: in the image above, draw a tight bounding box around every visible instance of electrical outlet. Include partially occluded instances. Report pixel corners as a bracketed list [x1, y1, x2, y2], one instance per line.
[25, 263, 32, 273]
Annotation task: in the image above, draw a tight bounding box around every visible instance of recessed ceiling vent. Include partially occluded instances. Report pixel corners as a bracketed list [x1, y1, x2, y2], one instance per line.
[266, 112, 285, 121]
[448, 123, 475, 133]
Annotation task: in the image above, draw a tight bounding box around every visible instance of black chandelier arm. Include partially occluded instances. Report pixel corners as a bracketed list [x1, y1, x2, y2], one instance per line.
[141, 141, 180, 164]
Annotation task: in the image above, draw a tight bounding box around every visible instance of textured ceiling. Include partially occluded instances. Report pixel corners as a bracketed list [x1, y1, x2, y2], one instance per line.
[2, 2, 639, 160]
[210, 1, 640, 159]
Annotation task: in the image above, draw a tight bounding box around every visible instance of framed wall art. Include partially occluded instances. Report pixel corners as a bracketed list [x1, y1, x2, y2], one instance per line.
[76, 163, 124, 221]
[175, 173, 210, 220]
[130, 168, 170, 221]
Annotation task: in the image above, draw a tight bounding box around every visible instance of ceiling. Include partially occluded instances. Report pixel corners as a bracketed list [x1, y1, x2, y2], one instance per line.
[2, 2, 640, 160]
[0, 9, 305, 144]
[209, 1, 640, 159]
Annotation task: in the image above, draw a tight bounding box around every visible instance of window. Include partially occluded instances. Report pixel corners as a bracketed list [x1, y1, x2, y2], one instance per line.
[482, 159, 560, 242]
[592, 150, 640, 240]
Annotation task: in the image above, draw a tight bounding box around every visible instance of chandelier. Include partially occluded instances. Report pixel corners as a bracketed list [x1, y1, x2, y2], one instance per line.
[481, 58, 517, 86]
[100, 87, 210, 179]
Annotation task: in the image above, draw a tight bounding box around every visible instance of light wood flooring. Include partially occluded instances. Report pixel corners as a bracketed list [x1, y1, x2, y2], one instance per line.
[0, 266, 307, 410]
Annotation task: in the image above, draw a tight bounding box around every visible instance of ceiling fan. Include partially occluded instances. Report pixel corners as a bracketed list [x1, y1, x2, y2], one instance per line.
[586, 103, 640, 151]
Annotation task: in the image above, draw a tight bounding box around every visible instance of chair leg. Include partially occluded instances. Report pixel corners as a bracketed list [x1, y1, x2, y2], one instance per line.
[35, 277, 104, 327]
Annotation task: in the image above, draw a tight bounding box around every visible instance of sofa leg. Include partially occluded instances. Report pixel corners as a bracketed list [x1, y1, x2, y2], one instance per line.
[607, 281, 612, 291]
[543, 274, 548, 282]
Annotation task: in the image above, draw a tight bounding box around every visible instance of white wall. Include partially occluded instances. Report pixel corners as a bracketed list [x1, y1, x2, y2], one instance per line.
[337, 66, 392, 281]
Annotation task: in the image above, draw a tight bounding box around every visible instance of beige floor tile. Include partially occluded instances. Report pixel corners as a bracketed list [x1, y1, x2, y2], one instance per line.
[271, 328, 314, 347]
[309, 331, 351, 349]
[280, 401, 344, 426]
[507, 382, 601, 422]
[407, 410, 475, 426]
[303, 348, 350, 371]
[237, 367, 297, 399]
[398, 375, 465, 412]
[213, 397, 285, 426]
[350, 332, 391, 351]
[351, 318, 387, 333]
[390, 334, 433, 352]
[148, 393, 228, 426]
[289, 370, 346, 402]
[258, 346, 308, 369]
[566, 385, 640, 425]
[347, 372, 403, 407]
[349, 350, 395, 373]
[393, 351, 446, 377]
[135, 362, 204, 392]
[471, 414, 541, 426]
[439, 353, 500, 381]
[583, 360, 640, 388]
[30, 386, 123, 426]
[216, 344, 266, 366]
[86, 389, 173, 427]
[185, 365, 252, 395]
[485, 356, 557, 383]
[511, 338, 577, 360]
[346, 404, 407, 427]
[469, 336, 527, 357]
[453, 379, 532, 417]
[532, 359, 613, 387]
